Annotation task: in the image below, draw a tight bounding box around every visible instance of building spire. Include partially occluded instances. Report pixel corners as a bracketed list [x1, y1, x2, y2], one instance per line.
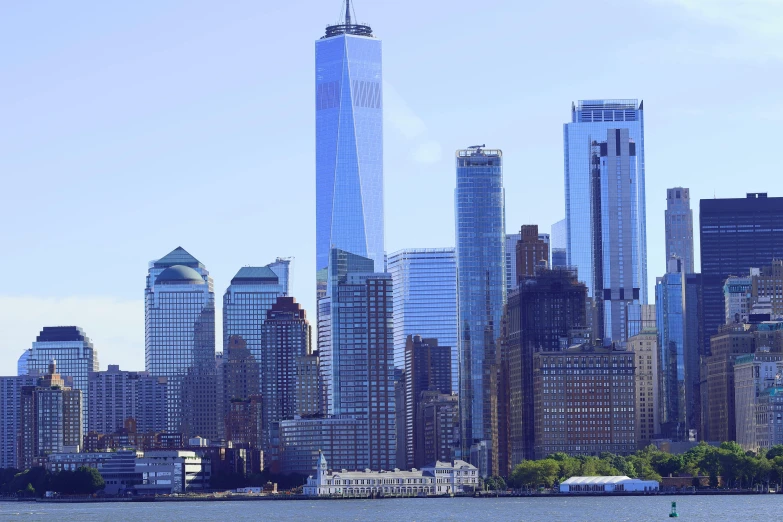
[323, 0, 373, 38]
[345, 0, 352, 26]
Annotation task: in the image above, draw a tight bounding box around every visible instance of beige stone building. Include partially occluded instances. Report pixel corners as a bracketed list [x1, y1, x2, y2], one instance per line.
[628, 329, 660, 447]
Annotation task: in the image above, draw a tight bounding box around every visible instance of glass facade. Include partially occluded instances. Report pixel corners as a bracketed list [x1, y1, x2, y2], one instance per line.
[316, 26, 384, 274]
[222, 264, 286, 394]
[665, 187, 695, 274]
[317, 248, 396, 470]
[700, 194, 783, 352]
[388, 248, 458, 393]
[563, 100, 647, 309]
[455, 147, 506, 455]
[655, 267, 702, 440]
[145, 247, 215, 433]
[26, 326, 98, 430]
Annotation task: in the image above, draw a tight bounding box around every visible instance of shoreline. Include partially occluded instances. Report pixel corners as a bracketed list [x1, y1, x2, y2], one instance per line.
[0, 490, 773, 504]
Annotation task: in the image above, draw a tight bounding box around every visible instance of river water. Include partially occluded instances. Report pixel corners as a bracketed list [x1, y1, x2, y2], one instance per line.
[0, 495, 777, 521]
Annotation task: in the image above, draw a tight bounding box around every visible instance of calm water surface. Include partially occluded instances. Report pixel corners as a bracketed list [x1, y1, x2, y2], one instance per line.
[0, 495, 779, 521]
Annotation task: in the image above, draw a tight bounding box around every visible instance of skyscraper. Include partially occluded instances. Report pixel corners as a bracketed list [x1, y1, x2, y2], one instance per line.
[222, 265, 286, 392]
[87, 365, 167, 436]
[0, 374, 39, 468]
[700, 193, 783, 351]
[388, 248, 458, 392]
[563, 100, 648, 318]
[655, 257, 703, 440]
[316, 1, 384, 276]
[261, 296, 311, 467]
[26, 326, 98, 430]
[403, 335, 452, 468]
[18, 361, 82, 468]
[665, 187, 695, 274]
[455, 145, 506, 469]
[145, 247, 215, 434]
[505, 229, 550, 294]
[283, 248, 396, 472]
[504, 267, 588, 465]
[589, 128, 647, 346]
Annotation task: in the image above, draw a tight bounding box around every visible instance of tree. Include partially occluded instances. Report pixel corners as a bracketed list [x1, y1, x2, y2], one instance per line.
[74, 467, 104, 494]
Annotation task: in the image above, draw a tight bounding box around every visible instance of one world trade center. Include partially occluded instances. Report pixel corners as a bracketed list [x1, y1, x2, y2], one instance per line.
[315, 0, 384, 291]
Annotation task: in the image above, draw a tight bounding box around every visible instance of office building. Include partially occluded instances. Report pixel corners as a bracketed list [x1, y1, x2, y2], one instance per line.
[223, 265, 287, 392]
[17, 350, 30, 376]
[628, 329, 660, 447]
[588, 127, 647, 346]
[416, 391, 459, 468]
[280, 415, 365, 475]
[45, 449, 142, 495]
[655, 257, 703, 440]
[296, 352, 322, 417]
[700, 193, 783, 351]
[18, 361, 82, 469]
[724, 273, 755, 324]
[87, 365, 167, 436]
[665, 188, 695, 274]
[734, 352, 783, 451]
[756, 386, 783, 453]
[752, 260, 783, 319]
[504, 266, 588, 465]
[403, 335, 452, 468]
[316, 2, 384, 276]
[702, 324, 755, 442]
[0, 375, 39, 468]
[455, 145, 506, 470]
[563, 100, 647, 309]
[225, 396, 263, 450]
[261, 296, 311, 466]
[145, 246, 216, 434]
[221, 335, 260, 443]
[388, 248, 458, 392]
[285, 249, 395, 472]
[26, 326, 98, 429]
[551, 218, 567, 269]
[135, 450, 210, 494]
[514, 225, 550, 283]
[533, 346, 637, 459]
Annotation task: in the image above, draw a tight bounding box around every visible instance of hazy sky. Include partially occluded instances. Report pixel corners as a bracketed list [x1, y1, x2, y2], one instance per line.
[2, 0, 782, 374]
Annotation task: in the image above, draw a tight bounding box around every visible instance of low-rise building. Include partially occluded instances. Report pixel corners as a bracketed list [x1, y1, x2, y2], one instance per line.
[304, 452, 478, 496]
[45, 450, 142, 495]
[135, 450, 210, 495]
[756, 386, 783, 453]
[559, 475, 659, 493]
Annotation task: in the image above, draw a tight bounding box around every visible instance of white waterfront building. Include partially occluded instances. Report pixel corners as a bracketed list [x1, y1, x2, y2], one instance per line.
[304, 452, 479, 496]
[559, 476, 659, 493]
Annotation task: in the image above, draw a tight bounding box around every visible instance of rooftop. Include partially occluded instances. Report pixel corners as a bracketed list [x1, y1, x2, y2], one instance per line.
[153, 246, 204, 270]
[230, 266, 279, 285]
[155, 265, 205, 285]
[35, 326, 92, 345]
[322, 0, 373, 39]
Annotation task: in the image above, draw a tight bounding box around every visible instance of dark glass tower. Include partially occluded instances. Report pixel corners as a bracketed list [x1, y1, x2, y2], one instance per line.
[700, 193, 783, 351]
[454, 146, 506, 471]
[316, 0, 384, 278]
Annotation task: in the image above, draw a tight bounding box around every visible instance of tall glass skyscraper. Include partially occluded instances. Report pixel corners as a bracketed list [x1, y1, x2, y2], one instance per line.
[223, 264, 287, 382]
[655, 257, 702, 440]
[563, 100, 647, 309]
[455, 146, 506, 465]
[665, 187, 694, 274]
[388, 248, 458, 393]
[315, 3, 384, 276]
[145, 246, 215, 433]
[26, 326, 98, 430]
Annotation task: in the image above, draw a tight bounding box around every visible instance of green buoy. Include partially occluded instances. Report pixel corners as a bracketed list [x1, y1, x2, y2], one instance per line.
[669, 501, 679, 518]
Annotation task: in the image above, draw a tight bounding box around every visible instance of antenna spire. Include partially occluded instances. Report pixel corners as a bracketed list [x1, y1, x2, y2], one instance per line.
[345, 0, 352, 26]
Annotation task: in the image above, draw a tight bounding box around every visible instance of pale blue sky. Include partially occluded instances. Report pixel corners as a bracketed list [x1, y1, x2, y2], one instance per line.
[2, 0, 782, 373]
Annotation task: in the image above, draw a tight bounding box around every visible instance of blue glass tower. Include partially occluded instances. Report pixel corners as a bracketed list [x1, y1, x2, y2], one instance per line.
[388, 248, 458, 393]
[316, 1, 384, 277]
[455, 146, 506, 465]
[564, 100, 647, 306]
[655, 257, 702, 440]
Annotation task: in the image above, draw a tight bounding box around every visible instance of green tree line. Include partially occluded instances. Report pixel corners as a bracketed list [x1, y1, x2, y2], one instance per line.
[507, 442, 783, 490]
[0, 466, 104, 497]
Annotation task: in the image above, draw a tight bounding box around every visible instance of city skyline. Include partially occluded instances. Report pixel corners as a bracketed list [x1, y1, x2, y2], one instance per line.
[2, 0, 783, 377]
